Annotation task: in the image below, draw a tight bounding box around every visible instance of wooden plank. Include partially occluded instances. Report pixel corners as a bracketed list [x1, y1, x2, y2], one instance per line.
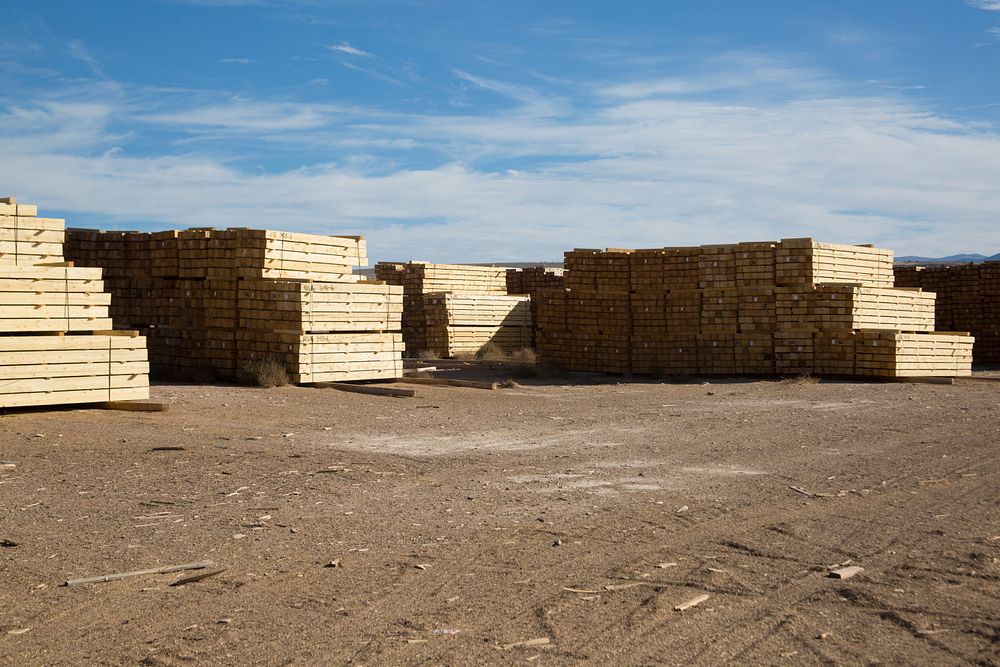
[99, 400, 169, 412]
[314, 382, 415, 398]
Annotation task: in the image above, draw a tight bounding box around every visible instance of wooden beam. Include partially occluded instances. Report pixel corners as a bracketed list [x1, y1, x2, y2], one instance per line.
[314, 382, 415, 398]
[393, 377, 498, 390]
[99, 400, 169, 412]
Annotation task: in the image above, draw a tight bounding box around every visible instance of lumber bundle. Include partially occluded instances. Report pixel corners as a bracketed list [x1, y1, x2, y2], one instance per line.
[776, 239, 894, 287]
[855, 331, 973, 377]
[238, 332, 403, 383]
[65, 225, 401, 383]
[0, 333, 149, 408]
[535, 237, 972, 377]
[0, 197, 150, 409]
[0, 199, 64, 265]
[506, 266, 565, 295]
[424, 293, 530, 327]
[375, 261, 530, 357]
[66, 228, 366, 281]
[895, 263, 1000, 362]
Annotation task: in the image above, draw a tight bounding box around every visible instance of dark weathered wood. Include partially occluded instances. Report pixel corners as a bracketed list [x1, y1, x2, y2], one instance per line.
[63, 560, 213, 586]
[99, 401, 169, 412]
[170, 567, 227, 587]
[393, 377, 498, 390]
[314, 382, 415, 398]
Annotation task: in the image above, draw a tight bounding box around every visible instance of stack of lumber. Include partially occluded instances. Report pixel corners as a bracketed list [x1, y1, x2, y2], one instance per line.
[66, 228, 366, 282]
[895, 263, 1000, 362]
[423, 292, 531, 357]
[536, 237, 972, 377]
[506, 266, 564, 346]
[0, 199, 63, 265]
[505, 266, 564, 295]
[374, 261, 530, 357]
[65, 226, 401, 383]
[0, 197, 150, 408]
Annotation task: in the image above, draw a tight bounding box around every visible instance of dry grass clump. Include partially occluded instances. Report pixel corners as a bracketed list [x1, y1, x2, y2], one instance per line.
[781, 373, 820, 385]
[508, 348, 536, 364]
[237, 356, 289, 388]
[475, 341, 507, 361]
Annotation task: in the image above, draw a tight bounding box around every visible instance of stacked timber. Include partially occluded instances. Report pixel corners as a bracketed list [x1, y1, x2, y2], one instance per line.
[65, 227, 402, 383]
[895, 263, 1000, 362]
[0, 197, 150, 408]
[374, 261, 530, 357]
[536, 237, 972, 378]
[506, 266, 564, 346]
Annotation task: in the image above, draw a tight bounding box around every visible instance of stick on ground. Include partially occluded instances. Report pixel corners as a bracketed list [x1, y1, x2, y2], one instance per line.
[63, 561, 214, 586]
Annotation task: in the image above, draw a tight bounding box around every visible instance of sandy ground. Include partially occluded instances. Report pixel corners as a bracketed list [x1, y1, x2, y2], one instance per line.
[1, 370, 999, 666]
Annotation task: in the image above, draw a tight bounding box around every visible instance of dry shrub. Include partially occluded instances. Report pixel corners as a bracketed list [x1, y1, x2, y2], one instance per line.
[475, 341, 507, 361]
[237, 356, 289, 388]
[782, 373, 820, 384]
[508, 348, 536, 364]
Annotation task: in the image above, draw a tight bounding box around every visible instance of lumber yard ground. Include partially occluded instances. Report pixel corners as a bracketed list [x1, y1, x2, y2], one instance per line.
[1, 368, 999, 666]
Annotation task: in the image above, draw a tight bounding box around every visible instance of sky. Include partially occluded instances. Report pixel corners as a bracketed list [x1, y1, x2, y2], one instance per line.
[1, 1, 999, 263]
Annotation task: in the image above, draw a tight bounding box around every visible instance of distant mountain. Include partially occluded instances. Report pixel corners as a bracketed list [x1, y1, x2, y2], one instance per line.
[896, 253, 1000, 264]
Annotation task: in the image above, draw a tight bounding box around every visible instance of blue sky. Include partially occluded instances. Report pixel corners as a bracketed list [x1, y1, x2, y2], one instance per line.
[1, 0, 999, 262]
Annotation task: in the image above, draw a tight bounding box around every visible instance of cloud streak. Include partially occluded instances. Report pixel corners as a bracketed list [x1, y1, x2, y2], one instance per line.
[967, 0, 1000, 10]
[328, 42, 373, 58]
[1, 56, 998, 262]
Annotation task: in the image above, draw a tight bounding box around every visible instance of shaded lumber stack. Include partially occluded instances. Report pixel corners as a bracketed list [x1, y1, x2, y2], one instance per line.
[536, 238, 972, 377]
[0, 197, 149, 408]
[506, 266, 564, 345]
[424, 293, 531, 357]
[65, 227, 402, 383]
[895, 263, 1000, 362]
[374, 261, 529, 357]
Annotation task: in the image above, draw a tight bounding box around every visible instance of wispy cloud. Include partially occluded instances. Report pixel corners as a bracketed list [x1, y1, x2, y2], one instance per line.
[967, 1, 1000, 10]
[2, 56, 999, 261]
[136, 99, 355, 132]
[220, 57, 255, 64]
[328, 42, 373, 58]
[67, 39, 106, 78]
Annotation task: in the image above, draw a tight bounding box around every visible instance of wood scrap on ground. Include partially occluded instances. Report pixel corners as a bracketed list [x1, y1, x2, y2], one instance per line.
[63, 560, 214, 586]
[314, 382, 415, 398]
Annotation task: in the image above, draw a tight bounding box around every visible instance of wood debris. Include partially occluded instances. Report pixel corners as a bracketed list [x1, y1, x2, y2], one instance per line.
[828, 566, 864, 580]
[674, 593, 710, 611]
[63, 561, 214, 587]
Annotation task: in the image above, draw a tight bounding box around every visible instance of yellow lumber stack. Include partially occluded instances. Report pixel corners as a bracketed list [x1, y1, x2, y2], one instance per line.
[0, 197, 150, 409]
[65, 225, 401, 383]
[375, 261, 529, 357]
[895, 262, 1000, 362]
[536, 237, 972, 377]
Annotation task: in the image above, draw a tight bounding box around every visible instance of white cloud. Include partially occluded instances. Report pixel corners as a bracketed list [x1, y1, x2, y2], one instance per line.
[220, 57, 255, 64]
[967, 0, 1000, 10]
[2, 59, 999, 262]
[67, 39, 106, 78]
[328, 42, 373, 58]
[136, 99, 357, 132]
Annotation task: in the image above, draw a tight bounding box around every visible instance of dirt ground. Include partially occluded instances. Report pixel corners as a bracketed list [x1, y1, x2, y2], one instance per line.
[1, 368, 999, 666]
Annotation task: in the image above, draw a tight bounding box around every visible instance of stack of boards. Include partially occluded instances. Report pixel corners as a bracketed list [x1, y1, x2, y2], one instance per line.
[0, 198, 149, 409]
[65, 228, 402, 383]
[537, 238, 973, 378]
[374, 262, 531, 357]
[895, 263, 1000, 363]
[506, 267, 565, 345]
